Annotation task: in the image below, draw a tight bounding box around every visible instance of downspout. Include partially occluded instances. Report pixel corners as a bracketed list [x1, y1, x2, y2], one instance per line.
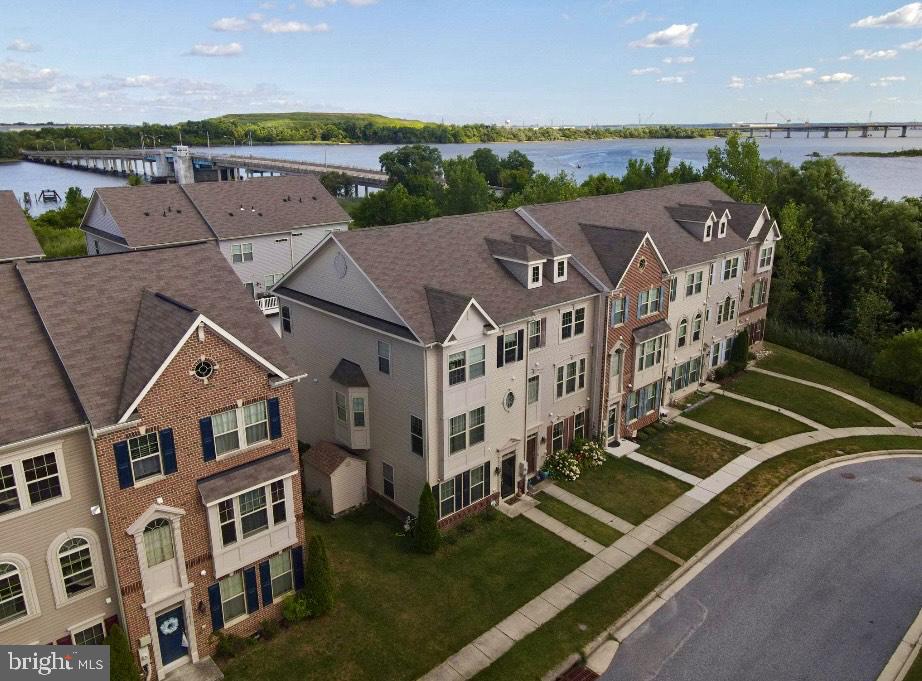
[590, 292, 608, 438]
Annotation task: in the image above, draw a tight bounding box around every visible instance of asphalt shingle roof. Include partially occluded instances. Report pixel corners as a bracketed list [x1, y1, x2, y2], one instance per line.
[0, 191, 43, 261]
[330, 359, 369, 387]
[304, 441, 355, 476]
[91, 184, 213, 248]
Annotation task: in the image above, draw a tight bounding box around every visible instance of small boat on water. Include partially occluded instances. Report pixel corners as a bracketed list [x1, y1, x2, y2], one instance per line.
[39, 189, 62, 203]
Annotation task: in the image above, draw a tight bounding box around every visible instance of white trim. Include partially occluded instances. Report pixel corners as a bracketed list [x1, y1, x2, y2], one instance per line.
[46, 528, 108, 609]
[68, 613, 108, 641]
[0, 424, 85, 456]
[0, 553, 41, 633]
[492, 254, 547, 266]
[127, 503, 186, 536]
[612, 233, 670, 290]
[441, 297, 500, 344]
[202, 470, 298, 507]
[0, 440, 71, 524]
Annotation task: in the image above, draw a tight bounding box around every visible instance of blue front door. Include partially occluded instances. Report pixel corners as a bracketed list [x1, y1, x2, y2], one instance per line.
[156, 606, 187, 666]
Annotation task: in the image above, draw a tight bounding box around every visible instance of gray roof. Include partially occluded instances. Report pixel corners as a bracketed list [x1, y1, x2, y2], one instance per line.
[523, 182, 754, 285]
[509, 234, 568, 258]
[708, 200, 771, 241]
[485, 238, 545, 263]
[0, 191, 43, 261]
[579, 224, 647, 289]
[426, 287, 474, 343]
[0, 264, 83, 447]
[633, 319, 672, 343]
[86, 175, 350, 248]
[330, 359, 368, 387]
[198, 449, 295, 504]
[304, 441, 356, 476]
[275, 286, 416, 341]
[17, 243, 299, 428]
[334, 210, 597, 345]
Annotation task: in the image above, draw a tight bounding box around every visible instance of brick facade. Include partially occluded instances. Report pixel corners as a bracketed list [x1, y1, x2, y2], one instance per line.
[739, 243, 773, 350]
[93, 325, 304, 676]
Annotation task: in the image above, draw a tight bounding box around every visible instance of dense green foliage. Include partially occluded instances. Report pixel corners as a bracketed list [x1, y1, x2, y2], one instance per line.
[104, 624, 140, 681]
[872, 330, 922, 403]
[415, 484, 441, 554]
[765, 321, 876, 378]
[304, 536, 334, 617]
[26, 186, 89, 258]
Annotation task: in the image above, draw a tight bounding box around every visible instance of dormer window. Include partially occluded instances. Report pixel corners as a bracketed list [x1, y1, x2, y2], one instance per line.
[704, 220, 713, 242]
[528, 263, 543, 289]
[718, 216, 728, 238]
[552, 257, 568, 283]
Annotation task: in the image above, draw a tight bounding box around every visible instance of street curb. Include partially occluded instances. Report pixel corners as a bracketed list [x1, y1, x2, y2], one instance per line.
[878, 606, 922, 681]
[577, 450, 922, 674]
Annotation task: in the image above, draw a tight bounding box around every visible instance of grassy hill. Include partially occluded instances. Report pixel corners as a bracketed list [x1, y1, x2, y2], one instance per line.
[209, 112, 430, 129]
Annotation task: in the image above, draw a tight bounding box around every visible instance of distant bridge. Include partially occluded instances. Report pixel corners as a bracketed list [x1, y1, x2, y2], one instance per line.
[710, 121, 922, 139]
[19, 147, 389, 191]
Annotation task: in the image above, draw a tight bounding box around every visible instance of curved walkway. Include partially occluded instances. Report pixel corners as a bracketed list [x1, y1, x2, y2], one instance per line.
[602, 456, 922, 681]
[750, 366, 908, 427]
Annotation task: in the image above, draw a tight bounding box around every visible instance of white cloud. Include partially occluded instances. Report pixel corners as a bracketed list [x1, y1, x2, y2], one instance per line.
[630, 23, 698, 48]
[0, 59, 58, 89]
[110, 74, 162, 88]
[727, 76, 745, 89]
[211, 16, 250, 31]
[663, 55, 694, 64]
[305, 0, 337, 6]
[765, 66, 815, 80]
[851, 3, 922, 28]
[657, 75, 684, 84]
[624, 11, 649, 25]
[853, 48, 899, 59]
[808, 72, 856, 85]
[186, 42, 244, 57]
[630, 67, 660, 75]
[261, 19, 330, 32]
[258, 1, 276, 8]
[6, 38, 40, 52]
[870, 75, 907, 86]
[345, 0, 378, 5]
[900, 37, 922, 49]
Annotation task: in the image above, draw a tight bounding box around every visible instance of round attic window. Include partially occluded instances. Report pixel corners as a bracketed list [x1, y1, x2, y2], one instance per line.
[194, 359, 215, 380]
[638, 257, 647, 271]
[503, 391, 515, 411]
[333, 252, 348, 279]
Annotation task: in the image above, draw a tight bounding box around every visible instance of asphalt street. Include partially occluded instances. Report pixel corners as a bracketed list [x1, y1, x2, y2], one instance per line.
[603, 457, 922, 681]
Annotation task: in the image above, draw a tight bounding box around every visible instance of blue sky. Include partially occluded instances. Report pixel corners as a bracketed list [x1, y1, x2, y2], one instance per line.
[1, 0, 921, 124]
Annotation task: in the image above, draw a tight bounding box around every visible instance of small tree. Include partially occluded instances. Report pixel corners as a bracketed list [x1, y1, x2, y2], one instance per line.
[872, 329, 922, 404]
[415, 484, 441, 554]
[104, 624, 140, 681]
[304, 536, 334, 616]
[729, 327, 750, 367]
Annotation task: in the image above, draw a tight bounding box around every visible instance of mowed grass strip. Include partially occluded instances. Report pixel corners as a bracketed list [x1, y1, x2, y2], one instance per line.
[685, 395, 812, 443]
[637, 422, 747, 478]
[471, 550, 676, 681]
[724, 370, 888, 428]
[656, 435, 922, 561]
[221, 505, 587, 681]
[559, 457, 690, 526]
[534, 492, 623, 546]
[760, 342, 922, 426]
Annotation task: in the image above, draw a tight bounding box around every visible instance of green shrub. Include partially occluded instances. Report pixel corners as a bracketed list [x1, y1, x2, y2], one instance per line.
[104, 624, 139, 681]
[872, 329, 922, 405]
[766, 320, 875, 377]
[259, 618, 280, 641]
[730, 328, 750, 365]
[303, 490, 331, 523]
[213, 631, 251, 659]
[304, 536, 334, 616]
[282, 592, 310, 623]
[415, 484, 441, 554]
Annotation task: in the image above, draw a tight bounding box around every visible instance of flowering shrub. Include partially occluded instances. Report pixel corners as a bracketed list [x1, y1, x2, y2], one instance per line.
[542, 449, 581, 481]
[575, 438, 607, 471]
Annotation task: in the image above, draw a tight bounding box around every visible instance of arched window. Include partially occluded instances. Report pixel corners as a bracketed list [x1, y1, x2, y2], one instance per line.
[58, 537, 95, 598]
[143, 518, 175, 567]
[677, 318, 688, 348]
[0, 562, 27, 626]
[692, 313, 703, 342]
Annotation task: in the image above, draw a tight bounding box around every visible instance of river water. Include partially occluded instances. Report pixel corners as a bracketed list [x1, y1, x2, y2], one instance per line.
[2, 132, 920, 214]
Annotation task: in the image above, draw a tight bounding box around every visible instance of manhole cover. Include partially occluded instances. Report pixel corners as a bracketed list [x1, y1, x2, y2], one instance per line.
[840, 472, 856, 480]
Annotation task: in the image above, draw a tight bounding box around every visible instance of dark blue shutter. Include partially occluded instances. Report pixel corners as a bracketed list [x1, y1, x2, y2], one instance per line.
[259, 560, 273, 606]
[244, 567, 259, 613]
[496, 335, 504, 368]
[462, 470, 470, 508]
[208, 583, 223, 631]
[516, 329, 524, 362]
[114, 441, 133, 489]
[624, 295, 631, 323]
[267, 398, 282, 440]
[292, 546, 305, 590]
[483, 463, 491, 496]
[160, 428, 177, 475]
[199, 417, 215, 462]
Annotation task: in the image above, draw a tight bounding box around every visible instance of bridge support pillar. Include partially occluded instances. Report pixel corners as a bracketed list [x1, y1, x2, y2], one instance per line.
[785, 128, 791, 138]
[901, 126, 908, 137]
[883, 127, 888, 138]
[823, 128, 829, 138]
[844, 128, 849, 138]
[861, 126, 869, 138]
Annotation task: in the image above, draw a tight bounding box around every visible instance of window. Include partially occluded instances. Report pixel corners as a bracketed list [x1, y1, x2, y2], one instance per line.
[556, 260, 566, 279]
[410, 416, 424, 456]
[744, 248, 751, 271]
[143, 518, 174, 568]
[93, 240, 100, 255]
[637, 287, 662, 317]
[218, 500, 236, 546]
[556, 358, 586, 398]
[704, 221, 713, 240]
[22, 453, 62, 505]
[503, 391, 515, 410]
[717, 296, 736, 324]
[552, 422, 564, 452]
[470, 465, 485, 502]
[528, 319, 543, 349]
[527, 375, 540, 404]
[722, 257, 740, 281]
[74, 622, 105, 645]
[692, 313, 703, 342]
[677, 318, 688, 348]
[718, 217, 727, 238]
[610, 297, 626, 326]
[561, 310, 573, 339]
[377, 341, 391, 375]
[672, 357, 701, 391]
[0, 562, 27, 626]
[58, 538, 95, 598]
[382, 463, 394, 499]
[607, 407, 618, 439]
[231, 243, 253, 264]
[574, 411, 586, 440]
[264, 273, 284, 289]
[219, 572, 246, 623]
[280, 305, 292, 333]
[723, 336, 734, 363]
[610, 349, 623, 383]
[759, 245, 774, 269]
[211, 409, 240, 456]
[578, 358, 586, 390]
[271, 480, 287, 524]
[437, 463, 493, 518]
[627, 381, 661, 421]
[449, 346, 484, 385]
[669, 276, 678, 302]
[243, 401, 269, 444]
[0, 464, 18, 516]
[469, 346, 485, 379]
[239, 488, 269, 538]
[352, 397, 366, 427]
[503, 333, 518, 364]
[637, 336, 665, 371]
[439, 480, 455, 517]
[335, 392, 347, 425]
[269, 550, 294, 598]
[448, 351, 466, 386]
[758, 279, 768, 305]
[711, 343, 721, 367]
[686, 271, 703, 296]
[530, 264, 541, 285]
[449, 407, 485, 453]
[211, 402, 270, 456]
[469, 407, 485, 445]
[750, 279, 768, 308]
[574, 307, 586, 336]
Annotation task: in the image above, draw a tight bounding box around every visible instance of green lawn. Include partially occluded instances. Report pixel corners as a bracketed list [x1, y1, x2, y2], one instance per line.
[759, 343, 922, 426]
[637, 422, 748, 478]
[657, 435, 922, 560]
[471, 551, 676, 681]
[221, 505, 587, 681]
[31, 225, 86, 258]
[684, 395, 813, 443]
[724, 370, 888, 428]
[558, 457, 690, 526]
[534, 492, 622, 546]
